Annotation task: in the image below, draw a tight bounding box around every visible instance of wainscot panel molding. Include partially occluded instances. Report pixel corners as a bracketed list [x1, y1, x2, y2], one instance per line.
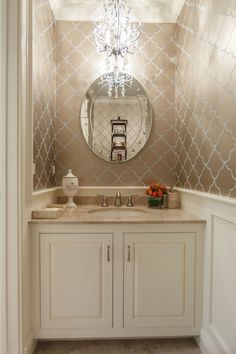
[179, 188, 236, 354]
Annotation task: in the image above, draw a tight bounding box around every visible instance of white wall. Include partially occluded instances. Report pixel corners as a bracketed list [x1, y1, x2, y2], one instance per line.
[0, 0, 23, 353]
[0, 0, 7, 352]
[179, 189, 236, 354]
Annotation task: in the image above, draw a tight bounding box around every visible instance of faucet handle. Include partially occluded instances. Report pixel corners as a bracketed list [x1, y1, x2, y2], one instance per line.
[97, 195, 108, 207]
[127, 194, 138, 207]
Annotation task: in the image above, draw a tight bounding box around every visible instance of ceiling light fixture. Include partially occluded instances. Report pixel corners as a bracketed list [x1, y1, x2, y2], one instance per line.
[94, 0, 141, 96]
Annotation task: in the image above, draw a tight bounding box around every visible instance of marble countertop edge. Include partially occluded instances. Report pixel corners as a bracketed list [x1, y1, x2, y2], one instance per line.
[29, 205, 206, 224]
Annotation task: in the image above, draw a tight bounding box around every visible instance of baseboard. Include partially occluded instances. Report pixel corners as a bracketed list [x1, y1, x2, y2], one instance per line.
[196, 326, 232, 354]
[23, 333, 37, 354]
[195, 329, 214, 354]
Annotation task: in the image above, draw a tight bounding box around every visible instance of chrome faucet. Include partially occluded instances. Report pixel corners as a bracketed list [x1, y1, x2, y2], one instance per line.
[114, 192, 122, 207]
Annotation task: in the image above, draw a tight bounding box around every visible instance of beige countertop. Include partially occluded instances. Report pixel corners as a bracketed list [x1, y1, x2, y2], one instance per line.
[29, 205, 205, 224]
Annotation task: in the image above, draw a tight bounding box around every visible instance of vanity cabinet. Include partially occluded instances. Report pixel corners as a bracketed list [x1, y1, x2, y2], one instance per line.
[124, 233, 195, 328]
[39, 233, 112, 330]
[31, 222, 204, 339]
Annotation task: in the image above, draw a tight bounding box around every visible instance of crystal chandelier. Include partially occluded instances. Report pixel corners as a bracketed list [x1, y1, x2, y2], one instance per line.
[94, 0, 141, 96]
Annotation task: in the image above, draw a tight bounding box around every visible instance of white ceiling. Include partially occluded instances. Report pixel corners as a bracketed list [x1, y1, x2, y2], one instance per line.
[48, 0, 186, 23]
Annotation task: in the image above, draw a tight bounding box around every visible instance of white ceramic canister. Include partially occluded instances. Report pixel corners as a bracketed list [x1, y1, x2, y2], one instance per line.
[62, 169, 79, 208]
[62, 169, 79, 190]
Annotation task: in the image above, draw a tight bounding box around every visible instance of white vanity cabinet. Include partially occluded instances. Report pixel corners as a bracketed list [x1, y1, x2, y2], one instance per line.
[124, 233, 195, 328]
[39, 233, 113, 330]
[31, 222, 204, 339]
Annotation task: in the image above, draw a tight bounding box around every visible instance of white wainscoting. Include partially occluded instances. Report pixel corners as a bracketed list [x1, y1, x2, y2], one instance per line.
[178, 188, 236, 354]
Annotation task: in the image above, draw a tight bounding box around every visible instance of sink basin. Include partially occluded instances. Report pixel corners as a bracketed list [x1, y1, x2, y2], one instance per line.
[88, 207, 148, 217]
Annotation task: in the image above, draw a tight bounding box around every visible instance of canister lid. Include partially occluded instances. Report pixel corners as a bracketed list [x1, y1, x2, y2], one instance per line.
[63, 169, 76, 178]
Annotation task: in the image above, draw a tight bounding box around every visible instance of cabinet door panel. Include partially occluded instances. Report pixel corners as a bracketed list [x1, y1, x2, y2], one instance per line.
[40, 233, 112, 329]
[124, 233, 195, 328]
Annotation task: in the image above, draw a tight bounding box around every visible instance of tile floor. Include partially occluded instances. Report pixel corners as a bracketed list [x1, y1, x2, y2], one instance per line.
[34, 338, 202, 353]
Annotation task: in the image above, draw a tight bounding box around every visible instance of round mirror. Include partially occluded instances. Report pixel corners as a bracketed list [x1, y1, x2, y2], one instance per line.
[80, 74, 152, 163]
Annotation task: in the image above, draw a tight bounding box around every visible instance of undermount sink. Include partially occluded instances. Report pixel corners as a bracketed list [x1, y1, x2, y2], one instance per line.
[88, 207, 148, 217]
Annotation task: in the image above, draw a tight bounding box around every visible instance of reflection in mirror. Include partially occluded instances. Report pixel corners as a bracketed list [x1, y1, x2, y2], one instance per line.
[80, 74, 152, 163]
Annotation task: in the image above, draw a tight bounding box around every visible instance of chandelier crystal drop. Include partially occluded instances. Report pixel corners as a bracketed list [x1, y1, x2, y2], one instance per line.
[94, 0, 141, 96]
[101, 67, 133, 98]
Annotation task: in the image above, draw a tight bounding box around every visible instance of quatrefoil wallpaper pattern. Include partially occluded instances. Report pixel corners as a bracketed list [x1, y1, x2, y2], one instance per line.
[33, 0, 236, 198]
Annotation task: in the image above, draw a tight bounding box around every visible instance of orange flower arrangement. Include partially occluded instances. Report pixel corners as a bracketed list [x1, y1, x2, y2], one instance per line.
[145, 182, 167, 198]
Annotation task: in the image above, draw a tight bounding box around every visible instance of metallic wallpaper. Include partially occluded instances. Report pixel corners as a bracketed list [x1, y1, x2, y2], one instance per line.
[175, 0, 236, 197]
[55, 22, 177, 186]
[33, 0, 56, 190]
[33, 0, 236, 197]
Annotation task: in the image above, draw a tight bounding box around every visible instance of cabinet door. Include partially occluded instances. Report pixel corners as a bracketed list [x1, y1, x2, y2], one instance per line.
[124, 233, 195, 328]
[40, 233, 112, 329]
